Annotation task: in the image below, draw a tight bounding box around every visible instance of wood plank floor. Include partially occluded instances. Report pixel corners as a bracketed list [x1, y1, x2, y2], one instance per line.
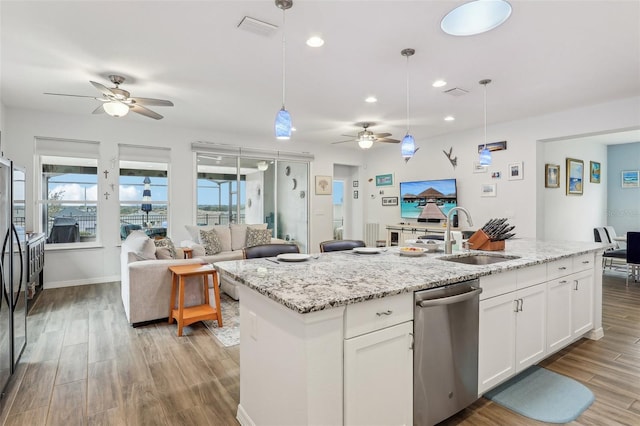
[0, 272, 638, 425]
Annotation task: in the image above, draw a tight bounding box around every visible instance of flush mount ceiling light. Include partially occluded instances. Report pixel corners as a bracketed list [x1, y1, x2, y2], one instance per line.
[103, 101, 129, 117]
[257, 161, 269, 171]
[444, 115, 455, 122]
[432, 79, 447, 88]
[275, 0, 293, 140]
[479, 79, 493, 166]
[400, 48, 417, 161]
[441, 0, 512, 36]
[365, 96, 378, 103]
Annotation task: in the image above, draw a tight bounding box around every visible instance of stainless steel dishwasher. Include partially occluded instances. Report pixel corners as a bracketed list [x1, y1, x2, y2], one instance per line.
[414, 279, 482, 426]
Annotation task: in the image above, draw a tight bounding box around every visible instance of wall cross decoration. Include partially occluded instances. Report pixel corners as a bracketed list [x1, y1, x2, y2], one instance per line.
[103, 169, 109, 178]
[104, 192, 110, 200]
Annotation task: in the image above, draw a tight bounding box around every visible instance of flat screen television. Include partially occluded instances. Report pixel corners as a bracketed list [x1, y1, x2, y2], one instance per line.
[399, 178, 457, 221]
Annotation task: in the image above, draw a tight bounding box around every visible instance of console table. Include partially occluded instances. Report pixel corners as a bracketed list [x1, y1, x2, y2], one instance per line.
[385, 224, 457, 246]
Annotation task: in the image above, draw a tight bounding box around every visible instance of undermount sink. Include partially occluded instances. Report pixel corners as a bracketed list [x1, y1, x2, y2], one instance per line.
[438, 253, 520, 265]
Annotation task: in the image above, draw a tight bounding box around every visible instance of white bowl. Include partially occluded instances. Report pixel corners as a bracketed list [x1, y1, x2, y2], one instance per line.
[405, 239, 444, 252]
[399, 246, 427, 257]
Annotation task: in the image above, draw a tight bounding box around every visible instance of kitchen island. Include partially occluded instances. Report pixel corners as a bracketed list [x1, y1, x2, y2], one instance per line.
[215, 239, 606, 426]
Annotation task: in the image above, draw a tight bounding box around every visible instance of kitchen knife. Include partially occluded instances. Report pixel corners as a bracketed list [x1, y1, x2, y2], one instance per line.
[495, 232, 516, 241]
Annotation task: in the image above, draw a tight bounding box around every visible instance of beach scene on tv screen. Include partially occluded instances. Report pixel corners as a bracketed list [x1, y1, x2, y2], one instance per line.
[400, 179, 457, 220]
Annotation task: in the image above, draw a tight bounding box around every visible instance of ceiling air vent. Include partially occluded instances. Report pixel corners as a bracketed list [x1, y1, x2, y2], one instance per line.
[237, 16, 278, 37]
[443, 87, 469, 97]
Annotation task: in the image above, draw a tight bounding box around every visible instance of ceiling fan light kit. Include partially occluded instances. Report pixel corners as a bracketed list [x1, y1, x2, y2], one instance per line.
[274, 0, 293, 140]
[103, 101, 129, 117]
[441, 0, 512, 36]
[45, 74, 173, 120]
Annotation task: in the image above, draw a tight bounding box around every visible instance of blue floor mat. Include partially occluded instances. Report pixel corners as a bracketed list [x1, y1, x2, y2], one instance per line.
[484, 365, 594, 424]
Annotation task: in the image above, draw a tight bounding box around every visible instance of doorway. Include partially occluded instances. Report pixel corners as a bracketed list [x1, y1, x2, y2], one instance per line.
[333, 164, 360, 241]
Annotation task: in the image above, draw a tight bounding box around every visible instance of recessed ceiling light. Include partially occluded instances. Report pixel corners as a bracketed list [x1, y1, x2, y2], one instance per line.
[441, 0, 512, 36]
[432, 80, 447, 88]
[306, 36, 324, 47]
[291, 127, 297, 132]
[444, 116, 455, 121]
[365, 96, 377, 103]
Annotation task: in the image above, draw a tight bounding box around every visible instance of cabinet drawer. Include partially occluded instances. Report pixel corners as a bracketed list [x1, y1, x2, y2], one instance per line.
[516, 263, 547, 289]
[572, 253, 594, 272]
[547, 258, 573, 280]
[480, 270, 517, 300]
[344, 292, 413, 339]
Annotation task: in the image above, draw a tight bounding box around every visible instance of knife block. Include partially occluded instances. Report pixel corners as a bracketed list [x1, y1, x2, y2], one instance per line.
[467, 230, 505, 251]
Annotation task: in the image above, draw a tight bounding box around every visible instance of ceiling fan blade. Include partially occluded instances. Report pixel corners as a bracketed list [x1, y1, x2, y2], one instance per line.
[377, 138, 401, 144]
[92, 104, 105, 114]
[131, 104, 163, 120]
[340, 134, 357, 138]
[373, 132, 392, 138]
[90, 81, 115, 97]
[44, 92, 101, 99]
[331, 139, 355, 144]
[130, 97, 174, 107]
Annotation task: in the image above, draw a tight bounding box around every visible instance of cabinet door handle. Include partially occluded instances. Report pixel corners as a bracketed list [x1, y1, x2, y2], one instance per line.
[559, 280, 568, 284]
[376, 310, 393, 317]
[574, 280, 579, 291]
[582, 260, 590, 264]
[519, 298, 524, 312]
[409, 332, 414, 350]
[514, 300, 519, 312]
[558, 266, 567, 270]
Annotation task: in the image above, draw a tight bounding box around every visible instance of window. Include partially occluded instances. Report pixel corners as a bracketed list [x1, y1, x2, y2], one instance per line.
[119, 161, 169, 240]
[196, 155, 245, 225]
[39, 155, 98, 244]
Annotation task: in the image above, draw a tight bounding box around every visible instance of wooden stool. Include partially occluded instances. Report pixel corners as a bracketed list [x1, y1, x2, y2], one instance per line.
[168, 263, 223, 336]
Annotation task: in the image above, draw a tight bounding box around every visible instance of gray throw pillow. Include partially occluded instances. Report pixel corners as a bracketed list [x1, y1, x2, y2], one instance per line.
[245, 228, 272, 248]
[154, 237, 177, 258]
[200, 228, 223, 255]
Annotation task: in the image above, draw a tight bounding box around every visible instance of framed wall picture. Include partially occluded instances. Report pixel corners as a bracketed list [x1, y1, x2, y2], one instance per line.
[590, 161, 601, 183]
[353, 180, 359, 187]
[477, 140, 507, 153]
[480, 183, 497, 197]
[473, 162, 488, 173]
[566, 158, 584, 195]
[621, 170, 640, 188]
[353, 190, 359, 199]
[545, 164, 560, 188]
[381, 196, 398, 206]
[315, 175, 332, 195]
[375, 173, 394, 187]
[508, 162, 523, 180]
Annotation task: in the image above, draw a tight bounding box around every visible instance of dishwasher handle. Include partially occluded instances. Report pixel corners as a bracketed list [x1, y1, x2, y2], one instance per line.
[416, 287, 482, 308]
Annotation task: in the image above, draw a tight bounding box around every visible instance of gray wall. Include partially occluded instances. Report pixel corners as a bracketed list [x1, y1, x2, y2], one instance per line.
[607, 142, 640, 236]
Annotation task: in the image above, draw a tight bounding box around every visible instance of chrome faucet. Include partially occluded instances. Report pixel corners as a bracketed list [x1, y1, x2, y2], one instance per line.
[445, 207, 473, 254]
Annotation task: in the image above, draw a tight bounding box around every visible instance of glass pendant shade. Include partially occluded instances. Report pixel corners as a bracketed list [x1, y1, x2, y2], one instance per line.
[257, 161, 269, 171]
[358, 138, 374, 149]
[104, 101, 129, 117]
[479, 146, 492, 165]
[401, 134, 416, 159]
[275, 108, 292, 140]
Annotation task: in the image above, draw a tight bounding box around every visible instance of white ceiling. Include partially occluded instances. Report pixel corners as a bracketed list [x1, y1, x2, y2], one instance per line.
[2, 1, 640, 148]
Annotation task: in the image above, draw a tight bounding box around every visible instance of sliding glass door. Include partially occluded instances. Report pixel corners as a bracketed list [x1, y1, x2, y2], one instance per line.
[196, 153, 309, 252]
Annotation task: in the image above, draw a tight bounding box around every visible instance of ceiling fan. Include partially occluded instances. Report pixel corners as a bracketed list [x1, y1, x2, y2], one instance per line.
[332, 122, 400, 149]
[44, 74, 174, 120]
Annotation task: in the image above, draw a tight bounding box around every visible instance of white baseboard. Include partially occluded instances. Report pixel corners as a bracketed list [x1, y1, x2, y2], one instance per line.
[44, 275, 120, 289]
[236, 404, 255, 426]
[587, 327, 604, 340]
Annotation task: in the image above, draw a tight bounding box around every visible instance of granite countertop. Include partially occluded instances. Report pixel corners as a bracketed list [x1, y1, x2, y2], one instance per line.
[214, 239, 607, 314]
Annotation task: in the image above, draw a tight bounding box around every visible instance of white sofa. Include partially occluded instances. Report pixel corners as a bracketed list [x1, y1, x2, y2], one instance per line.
[120, 224, 279, 325]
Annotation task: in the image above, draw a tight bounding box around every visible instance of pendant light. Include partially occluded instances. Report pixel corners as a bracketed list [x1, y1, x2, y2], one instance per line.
[479, 79, 492, 166]
[275, 0, 293, 140]
[400, 48, 416, 161]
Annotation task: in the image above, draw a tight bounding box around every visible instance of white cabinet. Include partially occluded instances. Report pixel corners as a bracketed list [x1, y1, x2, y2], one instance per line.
[479, 280, 547, 394]
[344, 321, 413, 426]
[343, 292, 414, 425]
[515, 283, 547, 371]
[571, 270, 593, 336]
[479, 292, 516, 393]
[546, 268, 594, 354]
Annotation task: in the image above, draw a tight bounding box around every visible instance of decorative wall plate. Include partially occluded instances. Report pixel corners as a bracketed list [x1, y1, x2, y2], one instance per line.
[292, 178, 297, 190]
[285, 166, 291, 176]
[299, 190, 305, 198]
